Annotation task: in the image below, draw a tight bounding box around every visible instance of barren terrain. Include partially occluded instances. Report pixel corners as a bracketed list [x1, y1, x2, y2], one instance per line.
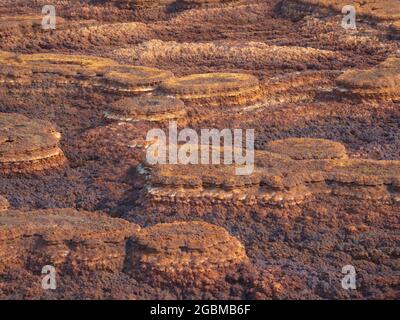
[0, 0, 399, 300]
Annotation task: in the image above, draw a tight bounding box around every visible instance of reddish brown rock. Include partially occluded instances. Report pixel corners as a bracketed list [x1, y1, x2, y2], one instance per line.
[114, 40, 342, 72]
[0, 196, 9, 211]
[0, 15, 43, 30]
[159, 72, 262, 107]
[105, 95, 186, 123]
[336, 56, 400, 101]
[0, 208, 139, 274]
[0, 51, 173, 94]
[284, 0, 400, 21]
[265, 138, 348, 160]
[128, 221, 249, 287]
[0, 113, 66, 174]
[99, 65, 174, 94]
[140, 140, 400, 205]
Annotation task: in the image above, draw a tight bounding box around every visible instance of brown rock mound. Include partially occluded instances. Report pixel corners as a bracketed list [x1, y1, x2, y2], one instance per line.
[0, 208, 139, 274]
[0, 113, 65, 174]
[105, 96, 186, 123]
[179, 0, 242, 7]
[128, 221, 248, 286]
[336, 56, 400, 101]
[265, 138, 348, 160]
[99, 65, 174, 94]
[392, 21, 400, 31]
[326, 159, 400, 186]
[140, 139, 400, 205]
[159, 72, 262, 108]
[325, 159, 400, 201]
[114, 40, 342, 73]
[0, 196, 9, 211]
[0, 15, 44, 31]
[0, 51, 173, 94]
[286, 0, 400, 21]
[113, 0, 243, 10]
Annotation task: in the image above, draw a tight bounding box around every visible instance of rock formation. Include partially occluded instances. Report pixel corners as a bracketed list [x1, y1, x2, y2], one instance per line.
[0, 113, 65, 174]
[0, 196, 9, 211]
[99, 66, 173, 94]
[336, 56, 400, 101]
[160, 72, 260, 105]
[127, 221, 249, 286]
[111, 0, 243, 10]
[0, 15, 46, 31]
[265, 138, 348, 160]
[114, 40, 343, 73]
[105, 96, 187, 123]
[140, 139, 400, 206]
[0, 0, 398, 300]
[0, 208, 139, 274]
[0, 51, 173, 95]
[282, 0, 400, 22]
[392, 21, 400, 32]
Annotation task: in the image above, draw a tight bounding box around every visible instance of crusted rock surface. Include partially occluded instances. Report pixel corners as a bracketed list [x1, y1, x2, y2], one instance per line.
[0, 196, 9, 211]
[128, 221, 248, 286]
[0, 113, 65, 174]
[0, 208, 139, 273]
[336, 56, 400, 101]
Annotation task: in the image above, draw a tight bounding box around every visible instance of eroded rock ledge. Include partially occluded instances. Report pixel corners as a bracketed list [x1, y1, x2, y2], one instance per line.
[159, 72, 262, 107]
[280, 0, 400, 22]
[0, 209, 247, 288]
[140, 138, 400, 206]
[336, 56, 400, 102]
[127, 220, 249, 286]
[0, 196, 9, 211]
[0, 51, 173, 95]
[0, 208, 139, 274]
[105, 96, 187, 123]
[0, 112, 66, 174]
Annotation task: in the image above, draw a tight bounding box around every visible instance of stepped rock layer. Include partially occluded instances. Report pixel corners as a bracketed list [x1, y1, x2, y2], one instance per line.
[99, 66, 173, 94]
[391, 21, 400, 38]
[0, 208, 139, 274]
[265, 138, 348, 160]
[0, 51, 173, 94]
[112, 0, 243, 9]
[0, 0, 399, 300]
[159, 72, 262, 109]
[0, 196, 9, 211]
[336, 56, 400, 101]
[128, 221, 248, 286]
[0, 15, 46, 31]
[110, 0, 176, 7]
[283, 0, 400, 21]
[0, 113, 65, 174]
[140, 139, 400, 206]
[114, 40, 343, 73]
[105, 96, 186, 122]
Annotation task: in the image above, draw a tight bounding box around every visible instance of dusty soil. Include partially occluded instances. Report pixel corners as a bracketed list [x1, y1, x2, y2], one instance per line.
[0, 0, 399, 300]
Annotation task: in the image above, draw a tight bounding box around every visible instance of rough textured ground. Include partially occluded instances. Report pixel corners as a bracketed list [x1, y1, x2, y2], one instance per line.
[0, 0, 399, 300]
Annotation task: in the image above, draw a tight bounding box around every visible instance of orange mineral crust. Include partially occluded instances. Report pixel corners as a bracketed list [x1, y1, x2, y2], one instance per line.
[0, 113, 65, 174]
